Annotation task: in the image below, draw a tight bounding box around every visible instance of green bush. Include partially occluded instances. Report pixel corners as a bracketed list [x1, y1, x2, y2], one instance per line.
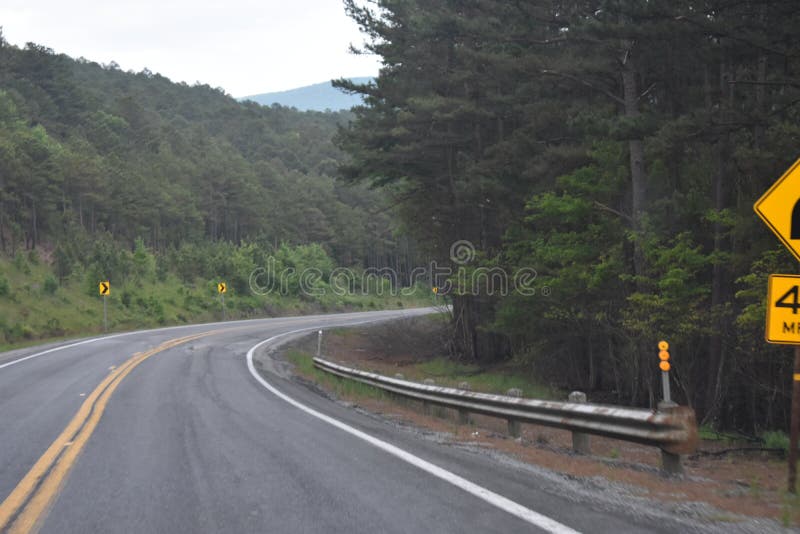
[132, 237, 156, 280]
[763, 430, 789, 453]
[43, 275, 58, 293]
[136, 295, 165, 323]
[44, 317, 64, 336]
[13, 253, 30, 274]
[53, 245, 73, 281]
[4, 322, 36, 342]
[0, 275, 9, 296]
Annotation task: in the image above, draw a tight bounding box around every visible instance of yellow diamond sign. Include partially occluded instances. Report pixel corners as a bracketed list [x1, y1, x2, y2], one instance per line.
[766, 274, 800, 345]
[754, 157, 800, 261]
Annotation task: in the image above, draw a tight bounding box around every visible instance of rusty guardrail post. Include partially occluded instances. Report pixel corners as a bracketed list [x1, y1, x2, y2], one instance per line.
[422, 379, 436, 415]
[390, 373, 405, 405]
[457, 382, 471, 425]
[657, 401, 691, 476]
[568, 391, 591, 454]
[506, 388, 522, 438]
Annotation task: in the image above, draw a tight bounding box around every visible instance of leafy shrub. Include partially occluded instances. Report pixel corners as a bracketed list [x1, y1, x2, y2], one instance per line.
[45, 317, 64, 336]
[132, 237, 156, 280]
[763, 431, 789, 453]
[13, 253, 30, 274]
[53, 245, 73, 281]
[43, 275, 58, 293]
[4, 322, 36, 342]
[0, 275, 9, 296]
[136, 295, 165, 323]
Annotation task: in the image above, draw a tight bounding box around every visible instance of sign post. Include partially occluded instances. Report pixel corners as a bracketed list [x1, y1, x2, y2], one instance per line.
[792, 347, 800, 494]
[658, 341, 672, 404]
[217, 282, 227, 320]
[754, 156, 800, 493]
[764, 274, 800, 492]
[99, 281, 110, 332]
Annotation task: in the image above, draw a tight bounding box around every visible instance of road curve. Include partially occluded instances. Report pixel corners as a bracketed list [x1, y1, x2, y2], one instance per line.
[0, 309, 672, 533]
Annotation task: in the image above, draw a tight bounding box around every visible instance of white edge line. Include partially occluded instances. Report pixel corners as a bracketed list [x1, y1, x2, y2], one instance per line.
[245, 324, 580, 534]
[0, 309, 432, 372]
[0, 333, 133, 370]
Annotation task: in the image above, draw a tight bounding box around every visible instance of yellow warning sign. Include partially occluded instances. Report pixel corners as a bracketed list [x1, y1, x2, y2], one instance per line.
[217, 282, 227, 294]
[765, 274, 800, 344]
[754, 158, 800, 262]
[99, 281, 110, 296]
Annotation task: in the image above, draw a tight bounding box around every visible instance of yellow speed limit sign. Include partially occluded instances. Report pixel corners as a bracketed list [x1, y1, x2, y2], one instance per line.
[766, 274, 800, 344]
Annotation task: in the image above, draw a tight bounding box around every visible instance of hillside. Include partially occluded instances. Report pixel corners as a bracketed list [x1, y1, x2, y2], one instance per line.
[0, 41, 398, 263]
[240, 77, 372, 111]
[0, 39, 422, 347]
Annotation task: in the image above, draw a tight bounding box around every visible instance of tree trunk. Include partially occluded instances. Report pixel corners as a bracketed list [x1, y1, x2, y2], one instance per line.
[705, 58, 733, 424]
[621, 42, 651, 405]
[31, 199, 37, 249]
[621, 52, 646, 286]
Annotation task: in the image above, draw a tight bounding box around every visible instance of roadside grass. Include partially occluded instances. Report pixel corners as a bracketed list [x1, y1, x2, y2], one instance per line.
[0, 256, 430, 352]
[329, 327, 360, 338]
[286, 348, 388, 401]
[393, 357, 558, 400]
[311, 318, 560, 402]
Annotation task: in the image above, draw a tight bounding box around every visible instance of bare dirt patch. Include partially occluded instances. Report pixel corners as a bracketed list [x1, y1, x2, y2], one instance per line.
[285, 319, 799, 528]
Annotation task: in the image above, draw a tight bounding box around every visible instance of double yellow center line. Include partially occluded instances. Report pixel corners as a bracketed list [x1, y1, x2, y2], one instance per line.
[0, 331, 215, 534]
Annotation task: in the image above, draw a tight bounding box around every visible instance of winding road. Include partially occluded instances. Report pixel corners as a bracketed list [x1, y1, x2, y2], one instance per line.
[0, 309, 679, 533]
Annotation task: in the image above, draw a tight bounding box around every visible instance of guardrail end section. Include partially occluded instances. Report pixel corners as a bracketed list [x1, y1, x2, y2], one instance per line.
[658, 403, 699, 456]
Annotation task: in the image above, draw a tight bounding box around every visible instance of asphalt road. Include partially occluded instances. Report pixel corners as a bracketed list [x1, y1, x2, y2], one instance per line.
[0, 309, 685, 533]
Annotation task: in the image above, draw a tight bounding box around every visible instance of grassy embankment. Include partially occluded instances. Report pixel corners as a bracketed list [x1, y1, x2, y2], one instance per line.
[285, 316, 559, 401]
[0, 254, 432, 351]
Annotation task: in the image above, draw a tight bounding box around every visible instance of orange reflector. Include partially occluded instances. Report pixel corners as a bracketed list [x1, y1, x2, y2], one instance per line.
[659, 350, 670, 361]
[659, 361, 671, 372]
[794, 373, 800, 382]
[658, 340, 669, 351]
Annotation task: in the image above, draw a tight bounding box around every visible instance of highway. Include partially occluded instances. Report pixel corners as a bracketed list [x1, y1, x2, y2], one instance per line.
[0, 309, 685, 533]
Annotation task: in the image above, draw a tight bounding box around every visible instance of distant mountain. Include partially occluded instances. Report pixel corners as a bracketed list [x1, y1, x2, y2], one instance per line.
[240, 77, 372, 111]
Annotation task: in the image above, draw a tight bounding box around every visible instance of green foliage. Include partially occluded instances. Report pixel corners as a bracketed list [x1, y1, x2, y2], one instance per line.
[286, 348, 387, 401]
[0, 38, 408, 272]
[338, 0, 800, 432]
[0, 274, 9, 296]
[53, 245, 72, 282]
[12, 254, 30, 274]
[763, 431, 790, 453]
[131, 237, 155, 280]
[42, 274, 58, 293]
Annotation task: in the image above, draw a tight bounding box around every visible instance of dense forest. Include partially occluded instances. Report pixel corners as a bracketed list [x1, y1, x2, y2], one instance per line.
[0, 34, 415, 268]
[0, 32, 428, 343]
[336, 0, 800, 434]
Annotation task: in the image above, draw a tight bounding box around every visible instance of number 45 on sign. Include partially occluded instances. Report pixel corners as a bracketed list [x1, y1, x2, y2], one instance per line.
[766, 274, 800, 344]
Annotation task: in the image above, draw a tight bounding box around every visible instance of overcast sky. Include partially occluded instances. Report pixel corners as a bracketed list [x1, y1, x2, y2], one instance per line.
[0, 0, 380, 97]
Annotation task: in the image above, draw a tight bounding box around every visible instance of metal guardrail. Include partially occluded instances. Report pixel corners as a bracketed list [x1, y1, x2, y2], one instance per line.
[313, 356, 698, 473]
